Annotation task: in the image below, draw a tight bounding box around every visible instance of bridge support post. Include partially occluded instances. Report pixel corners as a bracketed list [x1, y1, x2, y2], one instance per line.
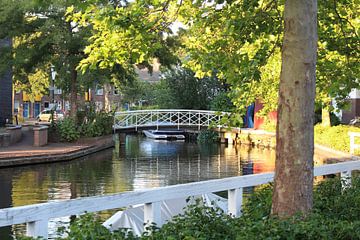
[219, 132, 227, 144]
[219, 132, 236, 144]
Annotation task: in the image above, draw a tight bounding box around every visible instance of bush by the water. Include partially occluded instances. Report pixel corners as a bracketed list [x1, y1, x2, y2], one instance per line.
[52, 109, 114, 142]
[56, 118, 80, 142]
[20, 177, 360, 240]
[197, 129, 219, 143]
[314, 124, 360, 153]
[80, 111, 114, 137]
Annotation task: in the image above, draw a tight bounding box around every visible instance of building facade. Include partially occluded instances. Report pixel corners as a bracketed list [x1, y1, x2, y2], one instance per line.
[341, 89, 360, 124]
[14, 85, 122, 120]
[0, 38, 12, 126]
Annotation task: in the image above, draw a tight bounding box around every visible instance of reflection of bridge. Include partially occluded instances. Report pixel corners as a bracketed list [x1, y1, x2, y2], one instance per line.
[113, 109, 229, 131]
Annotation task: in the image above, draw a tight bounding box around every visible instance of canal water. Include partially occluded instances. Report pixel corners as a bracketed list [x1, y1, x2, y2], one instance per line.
[0, 135, 330, 239]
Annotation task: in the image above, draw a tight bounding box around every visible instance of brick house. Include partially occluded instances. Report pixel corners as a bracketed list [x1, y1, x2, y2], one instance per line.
[340, 89, 360, 124]
[13, 84, 123, 120]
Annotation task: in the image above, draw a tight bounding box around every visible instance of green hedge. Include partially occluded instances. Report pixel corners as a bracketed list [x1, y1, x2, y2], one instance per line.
[20, 177, 360, 240]
[314, 124, 360, 153]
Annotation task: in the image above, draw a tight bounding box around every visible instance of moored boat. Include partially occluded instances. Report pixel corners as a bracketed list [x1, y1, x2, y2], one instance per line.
[143, 129, 185, 140]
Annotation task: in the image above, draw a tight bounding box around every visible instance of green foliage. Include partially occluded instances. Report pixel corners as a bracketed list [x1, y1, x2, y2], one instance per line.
[120, 78, 156, 108]
[77, 104, 114, 138]
[67, 0, 179, 74]
[261, 120, 276, 133]
[314, 124, 360, 153]
[154, 68, 224, 110]
[210, 92, 235, 112]
[57, 213, 137, 240]
[55, 105, 113, 142]
[80, 111, 114, 137]
[178, 0, 359, 116]
[197, 130, 219, 143]
[148, 199, 236, 240]
[57, 118, 80, 142]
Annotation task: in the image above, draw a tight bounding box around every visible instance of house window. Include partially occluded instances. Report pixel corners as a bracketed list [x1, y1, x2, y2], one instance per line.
[96, 85, 103, 95]
[57, 101, 62, 110]
[14, 100, 19, 113]
[54, 87, 62, 95]
[44, 102, 49, 109]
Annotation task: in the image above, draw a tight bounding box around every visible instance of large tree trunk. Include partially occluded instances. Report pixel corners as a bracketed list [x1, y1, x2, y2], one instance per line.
[271, 0, 317, 217]
[70, 68, 78, 119]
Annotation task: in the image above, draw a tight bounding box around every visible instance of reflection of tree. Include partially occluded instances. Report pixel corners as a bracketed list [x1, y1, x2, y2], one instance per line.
[0, 171, 12, 239]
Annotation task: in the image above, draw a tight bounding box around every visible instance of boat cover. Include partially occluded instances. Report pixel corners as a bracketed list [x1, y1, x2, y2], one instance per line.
[103, 193, 228, 236]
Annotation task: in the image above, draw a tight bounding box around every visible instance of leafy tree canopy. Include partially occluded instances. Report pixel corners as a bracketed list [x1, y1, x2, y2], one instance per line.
[176, 0, 359, 115]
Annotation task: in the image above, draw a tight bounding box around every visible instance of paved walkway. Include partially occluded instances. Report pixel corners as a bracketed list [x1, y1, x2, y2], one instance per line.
[0, 127, 91, 159]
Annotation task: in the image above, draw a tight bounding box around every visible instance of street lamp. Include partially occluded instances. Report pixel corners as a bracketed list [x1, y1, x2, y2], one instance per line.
[50, 66, 56, 108]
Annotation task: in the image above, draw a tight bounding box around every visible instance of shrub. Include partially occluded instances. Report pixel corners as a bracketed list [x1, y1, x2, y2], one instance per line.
[57, 213, 137, 240]
[57, 118, 80, 142]
[210, 92, 235, 112]
[148, 199, 236, 240]
[197, 129, 219, 143]
[80, 111, 114, 137]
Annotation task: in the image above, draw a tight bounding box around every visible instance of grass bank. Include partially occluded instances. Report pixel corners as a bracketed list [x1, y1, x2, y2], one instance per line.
[314, 124, 360, 153]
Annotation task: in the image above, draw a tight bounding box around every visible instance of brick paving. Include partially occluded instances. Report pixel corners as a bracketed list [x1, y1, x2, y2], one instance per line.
[0, 126, 92, 160]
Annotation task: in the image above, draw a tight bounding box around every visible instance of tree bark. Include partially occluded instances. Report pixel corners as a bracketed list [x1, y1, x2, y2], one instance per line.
[321, 107, 331, 127]
[271, 0, 317, 217]
[70, 68, 78, 119]
[104, 83, 111, 112]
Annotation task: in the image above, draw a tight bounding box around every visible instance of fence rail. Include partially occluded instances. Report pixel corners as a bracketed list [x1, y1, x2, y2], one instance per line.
[1, 160, 360, 238]
[113, 109, 228, 130]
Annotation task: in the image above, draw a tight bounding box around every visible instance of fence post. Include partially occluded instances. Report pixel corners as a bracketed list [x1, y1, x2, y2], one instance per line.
[26, 219, 48, 239]
[177, 112, 180, 129]
[144, 202, 162, 231]
[228, 188, 243, 217]
[135, 113, 138, 131]
[198, 112, 201, 130]
[341, 170, 352, 189]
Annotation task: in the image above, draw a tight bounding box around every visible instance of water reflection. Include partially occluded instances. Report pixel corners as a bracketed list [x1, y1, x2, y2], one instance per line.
[0, 134, 334, 239]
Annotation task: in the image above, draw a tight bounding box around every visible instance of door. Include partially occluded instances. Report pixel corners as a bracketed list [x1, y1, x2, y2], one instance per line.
[23, 102, 29, 118]
[34, 102, 41, 118]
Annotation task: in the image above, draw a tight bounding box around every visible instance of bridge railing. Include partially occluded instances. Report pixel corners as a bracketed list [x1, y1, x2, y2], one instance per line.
[1, 160, 360, 238]
[113, 109, 229, 130]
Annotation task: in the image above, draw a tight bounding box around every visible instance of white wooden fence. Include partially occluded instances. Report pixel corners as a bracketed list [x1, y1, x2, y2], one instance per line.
[1, 160, 360, 239]
[113, 109, 228, 130]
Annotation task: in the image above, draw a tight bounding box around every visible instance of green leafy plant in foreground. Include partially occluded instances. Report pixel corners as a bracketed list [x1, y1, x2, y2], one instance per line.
[56, 118, 80, 142]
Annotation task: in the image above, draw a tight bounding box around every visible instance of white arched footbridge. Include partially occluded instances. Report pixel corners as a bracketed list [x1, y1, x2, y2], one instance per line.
[113, 109, 229, 131]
